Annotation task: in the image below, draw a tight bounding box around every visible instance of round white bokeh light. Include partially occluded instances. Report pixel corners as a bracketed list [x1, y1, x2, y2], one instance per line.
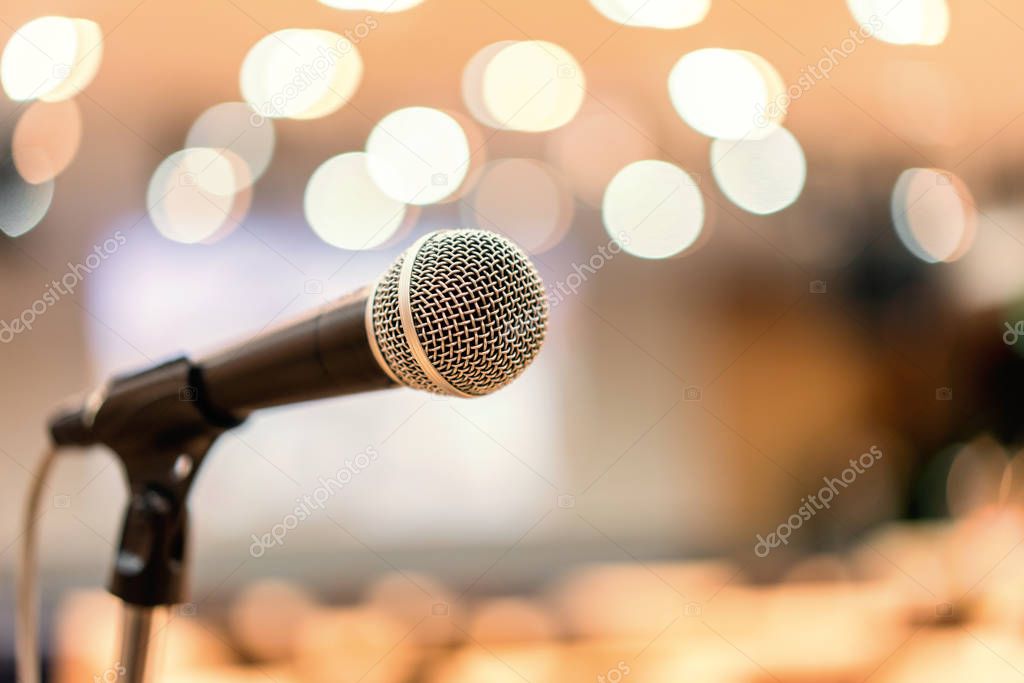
[589, 0, 710, 29]
[1, 16, 102, 102]
[711, 127, 806, 215]
[847, 0, 949, 46]
[187, 102, 275, 189]
[668, 48, 784, 140]
[147, 148, 241, 244]
[480, 41, 586, 132]
[603, 160, 705, 259]
[240, 29, 362, 120]
[891, 168, 976, 263]
[365, 107, 470, 205]
[304, 152, 408, 250]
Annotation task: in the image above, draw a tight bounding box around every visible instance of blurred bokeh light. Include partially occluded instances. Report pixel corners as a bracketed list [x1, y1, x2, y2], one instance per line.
[602, 159, 704, 259]
[0, 160, 54, 237]
[589, 0, 710, 29]
[1, 16, 102, 102]
[146, 148, 247, 244]
[365, 107, 470, 205]
[710, 126, 806, 215]
[304, 151, 410, 249]
[847, 0, 950, 46]
[320, 0, 425, 11]
[891, 167, 976, 263]
[186, 102, 275, 190]
[465, 40, 585, 132]
[12, 99, 82, 185]
[240, 29, 363, 120]
[462, 41, 514, 130]
[668, 48, 785, 140]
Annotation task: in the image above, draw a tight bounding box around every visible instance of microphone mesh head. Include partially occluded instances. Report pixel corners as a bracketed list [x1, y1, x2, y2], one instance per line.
[367, 230, 548, 397]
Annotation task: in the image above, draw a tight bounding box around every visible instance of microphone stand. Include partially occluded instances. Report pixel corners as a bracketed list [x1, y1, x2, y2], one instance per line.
[88, 357, 241, 683]
[120, 605, 159, 683]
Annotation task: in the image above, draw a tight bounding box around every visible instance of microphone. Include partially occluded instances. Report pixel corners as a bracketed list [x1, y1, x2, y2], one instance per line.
[49, 229, 549, 449]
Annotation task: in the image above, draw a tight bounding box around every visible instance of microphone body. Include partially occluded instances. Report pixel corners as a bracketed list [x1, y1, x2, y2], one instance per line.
[49, 286, 395, 447]
[48, 229, 549, 449]
[200, 287, 395, 415]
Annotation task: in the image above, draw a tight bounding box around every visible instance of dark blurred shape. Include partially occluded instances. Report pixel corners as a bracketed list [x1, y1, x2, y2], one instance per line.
[951, 307, 1024, 447]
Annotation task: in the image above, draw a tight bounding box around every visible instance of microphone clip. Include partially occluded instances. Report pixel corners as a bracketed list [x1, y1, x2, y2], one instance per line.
[65, 357, 244, 607]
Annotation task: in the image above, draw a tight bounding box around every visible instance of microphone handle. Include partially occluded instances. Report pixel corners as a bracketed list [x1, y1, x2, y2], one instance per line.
[198, 286, 396, 416]
[48, 287, 397, 447]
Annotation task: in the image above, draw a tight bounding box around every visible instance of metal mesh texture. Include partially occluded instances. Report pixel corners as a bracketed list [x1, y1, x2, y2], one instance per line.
[369, 230, 548, 396]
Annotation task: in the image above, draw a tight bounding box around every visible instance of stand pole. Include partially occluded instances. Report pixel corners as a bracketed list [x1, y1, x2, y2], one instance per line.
[120, 604, 159, 683]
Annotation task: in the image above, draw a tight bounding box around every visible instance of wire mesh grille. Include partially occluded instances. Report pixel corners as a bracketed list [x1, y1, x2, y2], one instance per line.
[369, 230, 548, 396]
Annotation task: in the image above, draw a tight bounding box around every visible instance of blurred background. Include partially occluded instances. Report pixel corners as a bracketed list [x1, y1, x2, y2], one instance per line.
[3, 0, 1024, 680]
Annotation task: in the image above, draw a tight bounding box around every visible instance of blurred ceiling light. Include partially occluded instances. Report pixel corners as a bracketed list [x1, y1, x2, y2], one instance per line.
[946, 439, 1009, 519]
[603, 160, 705, 259]
[228, 579, 316, 662]
[433, 110, 488, 205]
[304, 151, 409, 250]
[1, 16, 102, 102]
[186, 102, 275, 189]
[365, 107, 470, 205]
[669, 48, 785, 140]
[461, 158, 574, 254]
[711, 127, 806, 215]
[429, 646, 561, 683]
[204, 157, 252, 245]
[240, 29, 362, 120]
[13, 99, 83, 184]
[147, 148, 245, 244]
[386, 0, 425, 9]
[589, 0, 711, 29]
[320, 0, 425, 10]
[179, 147, 242, 197]
[0, 161, 54, 237]
[198, 148, 253, 245]
[462, 41, 516, 129]
[892, 167, 976, 264]
[364, 572, 455, 646]
[950, 206, 1024, 310]
[847, 0, 949, 46]
[294, 608, 415, 683]
[471, 40, 585, 132]
[468, 598, 557, 643]
[44, 19, 103, 102]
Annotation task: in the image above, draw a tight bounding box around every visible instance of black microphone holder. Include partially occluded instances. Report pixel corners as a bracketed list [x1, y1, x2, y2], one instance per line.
[68, 357, 244, 682]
